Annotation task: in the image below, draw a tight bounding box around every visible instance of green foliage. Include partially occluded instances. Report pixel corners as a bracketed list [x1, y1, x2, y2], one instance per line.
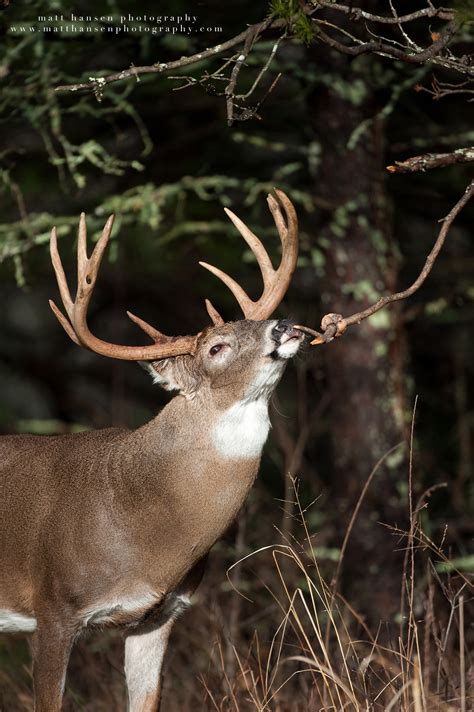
[436, 555, 474, 572]
[269, 0, 314, 44]
[347, 66, 428, 150]
[0, 175, 312, 285]
[0, 4, 152, 191]
[452, 0, 474, 23]
[269, 0, 298, 20]
[294, 13, 314, 45]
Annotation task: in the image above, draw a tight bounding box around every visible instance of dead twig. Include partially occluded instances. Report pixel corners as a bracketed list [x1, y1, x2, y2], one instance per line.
[225, 23, 260, 126]
[387, 146, 474, 173]
[306, 2, 454, 24]
[297, 180, 474, 345]
[312, 19, 470, 77]
[414, 76, 474, 102]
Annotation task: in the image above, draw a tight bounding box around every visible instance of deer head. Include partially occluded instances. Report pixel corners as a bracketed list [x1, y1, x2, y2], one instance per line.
[49, 189, 303, 404]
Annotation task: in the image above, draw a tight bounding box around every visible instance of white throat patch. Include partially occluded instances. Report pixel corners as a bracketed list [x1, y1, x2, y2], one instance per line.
[245, 360, 284, 401]
[211, 359, 284, 460]
[212, 399, 270, 460]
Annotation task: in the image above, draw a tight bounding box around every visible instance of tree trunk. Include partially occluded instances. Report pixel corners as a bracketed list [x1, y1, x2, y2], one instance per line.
[307, 43, 409, 625]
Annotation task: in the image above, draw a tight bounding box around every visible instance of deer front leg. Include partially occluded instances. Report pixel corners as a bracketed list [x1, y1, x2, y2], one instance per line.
[31, 619, 74, 712]
[124, 618, 175, 712]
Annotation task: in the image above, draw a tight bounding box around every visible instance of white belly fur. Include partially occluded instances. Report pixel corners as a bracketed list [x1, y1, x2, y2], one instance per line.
[212, 399, 270, 460]
[0, 610, 37, 633]
[81, 592, 159, 626]
[81, 591, 191, 627]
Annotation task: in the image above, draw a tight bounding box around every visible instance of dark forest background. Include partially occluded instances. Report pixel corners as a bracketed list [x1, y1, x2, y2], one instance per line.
[0, 1, 472, 709]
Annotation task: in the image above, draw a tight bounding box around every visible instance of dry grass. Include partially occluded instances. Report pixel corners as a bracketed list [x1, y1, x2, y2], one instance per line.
[180, 475, 472, 712]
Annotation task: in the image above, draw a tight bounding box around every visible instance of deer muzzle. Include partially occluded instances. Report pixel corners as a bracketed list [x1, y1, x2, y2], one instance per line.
[270, 320, 305, 358]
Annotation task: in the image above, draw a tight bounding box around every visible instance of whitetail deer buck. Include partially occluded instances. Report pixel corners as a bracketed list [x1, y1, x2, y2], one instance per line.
[0, 190, 304, 711]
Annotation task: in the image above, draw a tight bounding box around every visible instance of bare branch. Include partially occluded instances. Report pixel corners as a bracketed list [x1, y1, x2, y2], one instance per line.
[297, 180, 474, 345]
[237, 34, 286, 101]
[312, 19, 470, 76]
[415, 76, 474, 101]
[169, 54, 239, 94]
[55, 17, 285, 94]
[225, 22, 262, 126]
[307, 1, 454, 24]
[387, 146, 474, 173]
[388, 0, 423, 51]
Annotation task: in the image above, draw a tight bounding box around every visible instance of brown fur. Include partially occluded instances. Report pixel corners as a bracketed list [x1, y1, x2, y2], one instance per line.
[0, 318, 303, 711]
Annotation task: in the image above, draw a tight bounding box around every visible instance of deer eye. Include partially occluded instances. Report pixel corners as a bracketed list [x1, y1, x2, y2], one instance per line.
[209, 343, 225, 356]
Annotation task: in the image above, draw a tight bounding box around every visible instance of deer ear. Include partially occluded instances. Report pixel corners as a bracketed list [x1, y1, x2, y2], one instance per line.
[139, 360, 181, 393]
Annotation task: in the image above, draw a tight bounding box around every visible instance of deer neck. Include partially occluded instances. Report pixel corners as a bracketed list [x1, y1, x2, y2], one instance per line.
[109, 386, 272, 561]
[122, 385, 272, 480]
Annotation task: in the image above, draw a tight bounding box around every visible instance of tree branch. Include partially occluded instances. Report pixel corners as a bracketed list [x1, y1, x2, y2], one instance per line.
[54, 3, 468, 97]
[55, 17, 285, 94]
[224, 20, 267, 126]
[297, 180, 474, 345]
[312, 19, 470, 76]
[307, 2, 454, 24]
[414, 76, 474, 101]
[387, 146, 474, 173]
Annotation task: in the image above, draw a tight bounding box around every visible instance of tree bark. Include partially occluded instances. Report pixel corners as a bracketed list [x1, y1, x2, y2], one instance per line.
[307, 42, 409, 625]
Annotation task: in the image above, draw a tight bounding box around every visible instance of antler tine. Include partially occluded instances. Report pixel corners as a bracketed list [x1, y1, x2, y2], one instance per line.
[199, 260, 254, 315]
[270, 188, 298, 280]
[49, 299, 81, 345]
[205, 299, 225, 327]
[222, 208, 274, 280]
[50, 214, 199, 361]
[267, 194, 287, 242]
[88, 215, 115, 277]
[50, 226, 74, 321]
[77, 212, 88, 284]
[126, 310, 169, 344]
[200, 190, 299, 321]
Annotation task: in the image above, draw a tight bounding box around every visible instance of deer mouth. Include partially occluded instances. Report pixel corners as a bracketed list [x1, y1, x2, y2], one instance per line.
[276, 330, 304, 358]
[280, 327, 304, 344]
[270, 320, 305, 359]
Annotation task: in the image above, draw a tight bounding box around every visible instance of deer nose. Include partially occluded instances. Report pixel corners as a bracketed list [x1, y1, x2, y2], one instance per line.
[272, 319, 295, 339]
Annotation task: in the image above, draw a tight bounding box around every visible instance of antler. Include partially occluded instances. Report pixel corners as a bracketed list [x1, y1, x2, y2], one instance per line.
[199, 189, 298, 320]
[50, 191, 299, 360]
[49, 213, 198, 360]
